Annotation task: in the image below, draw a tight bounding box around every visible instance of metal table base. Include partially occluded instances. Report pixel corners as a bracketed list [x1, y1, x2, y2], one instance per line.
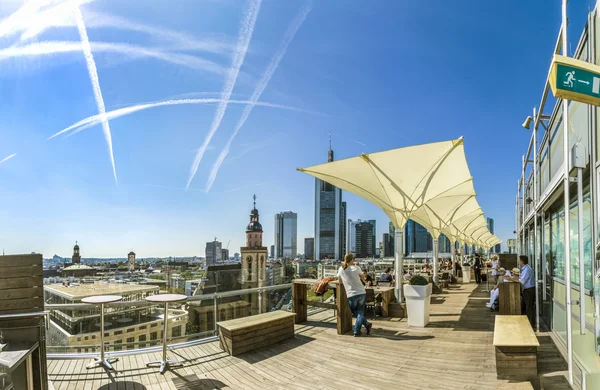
[145, 359, 184, 375]
[86, 357, 119, 371]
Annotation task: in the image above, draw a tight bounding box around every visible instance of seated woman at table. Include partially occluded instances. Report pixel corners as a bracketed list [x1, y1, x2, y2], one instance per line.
[362, 269, 373, 287]
[379, 268, 393, 282]
[486, 268, 511, 309]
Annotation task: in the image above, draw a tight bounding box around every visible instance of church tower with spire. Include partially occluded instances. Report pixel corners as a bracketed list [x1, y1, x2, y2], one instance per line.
[72, 241, 81, 264]
[240, 195, 268, 314]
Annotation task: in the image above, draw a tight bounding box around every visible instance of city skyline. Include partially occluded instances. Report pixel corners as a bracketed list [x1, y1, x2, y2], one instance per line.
[0, 0, 582, 258]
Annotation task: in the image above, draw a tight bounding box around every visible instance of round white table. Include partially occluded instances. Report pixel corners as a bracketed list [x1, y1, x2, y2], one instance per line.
[81, 295, 123, 371]
[144, 294, 187, 374]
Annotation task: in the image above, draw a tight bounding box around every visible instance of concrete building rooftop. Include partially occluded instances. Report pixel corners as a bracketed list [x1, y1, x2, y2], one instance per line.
[44, 283, 159, 300]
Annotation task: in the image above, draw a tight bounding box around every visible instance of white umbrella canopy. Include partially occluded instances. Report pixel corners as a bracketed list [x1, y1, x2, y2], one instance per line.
[410, 181, 479, 239]
[297, 137, 471, 230]
[443, 209, 484, 242]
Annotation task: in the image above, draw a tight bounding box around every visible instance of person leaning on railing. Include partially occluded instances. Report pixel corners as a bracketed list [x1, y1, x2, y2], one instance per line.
[337, 253, 373, 337]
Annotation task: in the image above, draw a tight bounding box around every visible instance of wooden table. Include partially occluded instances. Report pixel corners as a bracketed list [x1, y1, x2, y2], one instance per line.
[366, 286, 396, 317]
[0, 341, 38, 390]
[81, 295, 123, 371]
[144, 294, 187, 374]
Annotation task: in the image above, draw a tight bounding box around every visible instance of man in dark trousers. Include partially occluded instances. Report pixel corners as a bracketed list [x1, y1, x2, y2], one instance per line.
[473, 255, 482, 284]
[515, 255, 536, 328]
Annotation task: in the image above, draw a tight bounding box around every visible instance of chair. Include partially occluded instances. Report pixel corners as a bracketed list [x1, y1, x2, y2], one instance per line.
[365, 288, 376, 318]
[439, 272, 450, 289]
[377, 280, 391, 287]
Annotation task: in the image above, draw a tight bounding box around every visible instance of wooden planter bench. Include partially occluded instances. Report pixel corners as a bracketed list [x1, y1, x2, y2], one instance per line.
[217, 311, 296, 356]
[493, 315, 540, 389]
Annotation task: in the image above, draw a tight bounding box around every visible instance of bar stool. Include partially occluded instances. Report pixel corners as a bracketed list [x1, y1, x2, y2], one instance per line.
[144, 294, 187, 374]
[81, 295, 123, 370]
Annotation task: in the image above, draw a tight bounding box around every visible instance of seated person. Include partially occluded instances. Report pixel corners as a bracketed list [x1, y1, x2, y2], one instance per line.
[379, 267, 393, 282]
[362, 270, 373, 286]
[486, 268, 511, 309]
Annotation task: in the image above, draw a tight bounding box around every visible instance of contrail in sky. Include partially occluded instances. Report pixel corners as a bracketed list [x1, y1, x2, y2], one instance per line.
[74, 4, 117, 184]
[0, 0, 56, 40]
[185, 0, 262, 190]
[0, 153, 17, 166]
[47, 98, 322, 140]
[0, 41, 226, 75]
[205, 3, 312, 192]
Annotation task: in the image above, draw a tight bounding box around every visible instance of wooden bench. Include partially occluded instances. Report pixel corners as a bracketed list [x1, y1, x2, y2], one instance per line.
[493, 315, 540, 389]
[217, 311, 296, 356]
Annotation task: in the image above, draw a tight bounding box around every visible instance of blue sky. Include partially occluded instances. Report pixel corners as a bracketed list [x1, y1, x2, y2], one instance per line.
[0, 0, 595, 258]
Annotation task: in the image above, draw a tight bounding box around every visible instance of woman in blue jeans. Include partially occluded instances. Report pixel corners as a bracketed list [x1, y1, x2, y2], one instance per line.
[336, 253, 372, 337]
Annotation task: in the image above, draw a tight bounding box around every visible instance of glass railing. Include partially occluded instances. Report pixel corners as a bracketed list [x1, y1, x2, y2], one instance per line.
[43, 268, 295, 356]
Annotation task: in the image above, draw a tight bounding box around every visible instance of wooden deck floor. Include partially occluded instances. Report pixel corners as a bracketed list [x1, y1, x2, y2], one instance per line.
[48, 283, 570, 390]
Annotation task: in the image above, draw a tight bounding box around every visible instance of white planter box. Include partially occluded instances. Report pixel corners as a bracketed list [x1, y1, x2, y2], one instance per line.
[462, 266, 472, 283]
[403, 283, 432, 327]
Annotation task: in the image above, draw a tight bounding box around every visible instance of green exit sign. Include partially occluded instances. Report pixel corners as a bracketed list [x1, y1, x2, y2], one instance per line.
[550, 55, 600, 106]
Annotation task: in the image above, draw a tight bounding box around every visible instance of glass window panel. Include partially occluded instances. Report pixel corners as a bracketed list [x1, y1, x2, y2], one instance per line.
[552, 207, 565, 280]
[568, 100, 589, 158]
[540, 142, 549, 193]
[568, 188, 592, 290]
[550, 116, 564, 180]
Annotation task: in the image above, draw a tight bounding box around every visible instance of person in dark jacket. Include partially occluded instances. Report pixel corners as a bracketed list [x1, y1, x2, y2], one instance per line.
[473, 255, 483, 284]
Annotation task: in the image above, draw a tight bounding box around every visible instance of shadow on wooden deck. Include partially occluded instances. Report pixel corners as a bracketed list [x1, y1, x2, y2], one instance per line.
[98, 382, 148, 390]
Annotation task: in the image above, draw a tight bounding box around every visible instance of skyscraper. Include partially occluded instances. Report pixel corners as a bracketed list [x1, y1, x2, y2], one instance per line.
[487, 217, 501, 252]
[340, 202, 347, 257]
[388, 222, 396, 256]
[368, 219, 377, 256]
[274, 211, 298, 259]
[347, 219, 357, 254]
[314, 139, 343, 260]
[383, 233, 394, 257]
[404, 219, 433, 255]
[355, 221, 375, 258]
[205, 239, 222, 266]
[304, 238, 314, 260]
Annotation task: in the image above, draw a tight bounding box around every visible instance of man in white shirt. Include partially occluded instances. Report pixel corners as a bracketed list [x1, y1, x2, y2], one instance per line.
[516, 255, 536, 328]
[337, 254, 372, 337]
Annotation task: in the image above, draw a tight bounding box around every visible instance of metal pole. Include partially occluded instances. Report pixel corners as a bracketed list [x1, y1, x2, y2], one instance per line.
[213, 296, 218, 333]
[162, 302, 168, 362]
[433, 238, 439, 283]
[100, 303, 105, 361]
[561, 0, 574, 383]
[533, 106, 540, 333]
[394, 228, 404, 302]
[578, 167, 586, 335]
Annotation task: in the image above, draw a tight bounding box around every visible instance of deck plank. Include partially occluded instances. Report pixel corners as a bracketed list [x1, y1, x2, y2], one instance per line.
[47, 283, 571, 390]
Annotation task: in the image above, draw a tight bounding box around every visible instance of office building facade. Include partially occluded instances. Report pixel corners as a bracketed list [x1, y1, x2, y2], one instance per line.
[514, 7, 600, 386]
[340, 201, 347, 257]
[355, 221, 375, 258]
[404, 219, 433, 255]
[205, 240, 222, 266]
[487, 217, 502, 253]
[347, 219, 357, 254]
[383, 233, 394, 257]
[274, 211, 298, 259]
[304, 237, 314, 260]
